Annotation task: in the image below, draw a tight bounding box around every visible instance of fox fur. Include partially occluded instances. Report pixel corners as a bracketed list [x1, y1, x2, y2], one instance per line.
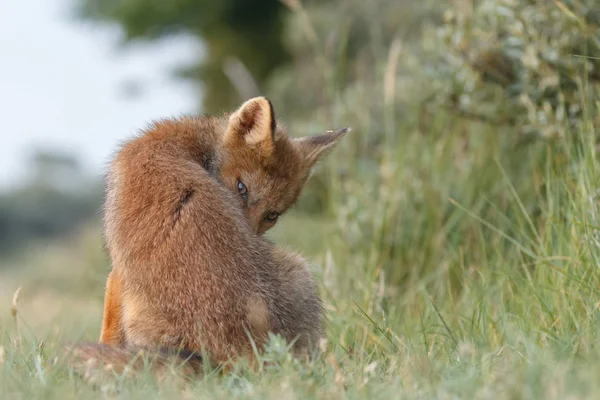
[63, 97, 348, 385]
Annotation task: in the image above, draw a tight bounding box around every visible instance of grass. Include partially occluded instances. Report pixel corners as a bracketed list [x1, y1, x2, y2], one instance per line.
[1, 110, 599, 398]
[2, 2, 600, 398]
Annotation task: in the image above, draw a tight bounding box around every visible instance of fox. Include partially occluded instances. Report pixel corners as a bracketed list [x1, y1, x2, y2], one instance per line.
[63, 96, 348, 385]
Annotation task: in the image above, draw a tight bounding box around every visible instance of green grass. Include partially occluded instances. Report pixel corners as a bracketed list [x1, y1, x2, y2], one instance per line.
[1, 110, 599, 398]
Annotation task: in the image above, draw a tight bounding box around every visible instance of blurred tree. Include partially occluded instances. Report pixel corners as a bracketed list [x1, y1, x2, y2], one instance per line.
[30, 149, 82, 191]
[73, 0, 291, 113]
[0, 148, 103, 257]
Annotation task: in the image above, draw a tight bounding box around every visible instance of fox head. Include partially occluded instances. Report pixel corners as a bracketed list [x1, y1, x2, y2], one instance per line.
[218, 96, 349, 234]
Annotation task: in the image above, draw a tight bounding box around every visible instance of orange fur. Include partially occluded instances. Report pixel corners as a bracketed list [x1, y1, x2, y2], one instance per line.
[65, 97, 348, 385]
[99, 270, 125, 345]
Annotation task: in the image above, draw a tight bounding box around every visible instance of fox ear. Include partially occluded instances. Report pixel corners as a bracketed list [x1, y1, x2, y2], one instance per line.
[225, 96, 276, 156]
[294, 127, 350, 169]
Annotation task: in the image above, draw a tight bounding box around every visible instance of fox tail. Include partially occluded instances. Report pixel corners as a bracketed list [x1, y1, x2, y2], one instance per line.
[62, 342, 207, 388]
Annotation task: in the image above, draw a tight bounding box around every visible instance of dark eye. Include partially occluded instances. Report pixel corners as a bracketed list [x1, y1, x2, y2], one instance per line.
[265, 211, 279, 222]
[237, 179, 248, 201]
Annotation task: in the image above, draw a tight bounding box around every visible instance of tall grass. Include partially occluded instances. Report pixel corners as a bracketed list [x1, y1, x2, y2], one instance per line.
[1, 1, 600, 398]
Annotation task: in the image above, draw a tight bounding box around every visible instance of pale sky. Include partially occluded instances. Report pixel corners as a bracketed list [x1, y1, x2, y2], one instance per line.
[0, 0, 200, 190]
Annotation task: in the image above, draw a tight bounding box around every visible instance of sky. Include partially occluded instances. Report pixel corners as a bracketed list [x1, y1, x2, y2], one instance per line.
[0, 0, 200, 190]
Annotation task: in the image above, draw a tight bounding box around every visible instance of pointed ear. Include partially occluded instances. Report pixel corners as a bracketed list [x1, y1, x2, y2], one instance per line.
[225, 96, 277, 156]
[294, 127, 350, 169]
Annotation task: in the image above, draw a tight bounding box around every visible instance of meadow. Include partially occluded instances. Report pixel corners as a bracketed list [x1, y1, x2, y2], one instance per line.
[1, 1, 600, 398]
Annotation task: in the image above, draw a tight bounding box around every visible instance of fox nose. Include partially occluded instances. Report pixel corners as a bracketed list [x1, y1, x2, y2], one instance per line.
[256, 221, 269, 235]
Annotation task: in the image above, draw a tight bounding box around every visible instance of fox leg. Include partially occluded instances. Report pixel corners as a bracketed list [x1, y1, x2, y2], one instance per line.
[271, 247, 324, 356]
[99, 269, 126, 345]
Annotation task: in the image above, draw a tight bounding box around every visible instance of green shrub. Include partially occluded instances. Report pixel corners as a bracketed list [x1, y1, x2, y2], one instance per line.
[421, 0, 600, 138]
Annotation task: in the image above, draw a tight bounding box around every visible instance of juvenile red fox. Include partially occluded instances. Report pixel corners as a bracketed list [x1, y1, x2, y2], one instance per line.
[64, 97, 348, 383]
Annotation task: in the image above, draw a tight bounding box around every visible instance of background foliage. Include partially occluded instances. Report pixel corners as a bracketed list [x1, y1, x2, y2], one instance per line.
[74, 0, 293, 113]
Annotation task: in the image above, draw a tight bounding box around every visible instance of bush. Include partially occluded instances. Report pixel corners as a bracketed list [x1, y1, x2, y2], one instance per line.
[421, 0, 600, 138]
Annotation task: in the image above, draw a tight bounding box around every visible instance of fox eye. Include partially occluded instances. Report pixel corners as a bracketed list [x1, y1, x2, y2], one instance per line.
[237, 179, 248, 201]
[265, 211, 279, 222]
